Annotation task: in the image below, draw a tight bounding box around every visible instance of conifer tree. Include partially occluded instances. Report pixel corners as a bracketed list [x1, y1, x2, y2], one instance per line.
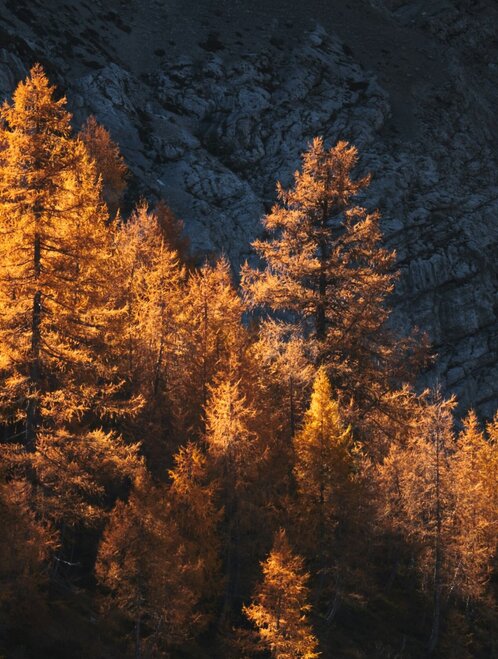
[242, 137, 422, 433]
[0, 66, 142, 530]
[483, 413, 498, 535]
[204, 374, 257, 626]
[293, 368, 359, 618]
[294, 368, 354, 530]
[252, 320, 314, 439]
[112, 202, 186, 467]
[376, 392, 458, 653]
[168, 442, 221, 608]
[244, 529, 320, 659]
[0, 63, 78, 452]
[79, 115, 127, 218]
[115, 202, 184, 395]
[0, 477, 56, 635]
[181, 258, 246, 437]
[96, 473, 205, 658]
[205, 376, 255, 464]
[450, 411, 498, 601]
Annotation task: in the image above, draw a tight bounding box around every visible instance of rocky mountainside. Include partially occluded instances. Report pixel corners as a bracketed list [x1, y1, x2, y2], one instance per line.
[1, 0, 497, 415]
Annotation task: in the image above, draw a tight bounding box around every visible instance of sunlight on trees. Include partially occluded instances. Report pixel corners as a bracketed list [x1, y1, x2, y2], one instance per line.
[244, 529, 320, 659]
[0, 66, 495, 658]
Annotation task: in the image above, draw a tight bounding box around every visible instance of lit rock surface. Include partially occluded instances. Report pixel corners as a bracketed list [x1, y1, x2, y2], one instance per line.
[0, 0, 497, 415]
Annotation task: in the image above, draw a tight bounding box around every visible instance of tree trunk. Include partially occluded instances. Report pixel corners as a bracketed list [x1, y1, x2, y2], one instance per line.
[26, 232, 42, 452]
[429, 424, 443, 654]
[316, 237, 327, 343]
[220, 453, 239, 628]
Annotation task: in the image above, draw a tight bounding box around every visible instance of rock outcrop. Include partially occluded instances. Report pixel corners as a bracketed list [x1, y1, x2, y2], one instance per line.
[0, 0, 497, 415]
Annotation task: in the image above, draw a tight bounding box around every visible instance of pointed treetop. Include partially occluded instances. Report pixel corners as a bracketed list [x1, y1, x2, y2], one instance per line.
[244, 527, 320, 658]
[304, 368, 352, 444]
[2, 64, 71, 136]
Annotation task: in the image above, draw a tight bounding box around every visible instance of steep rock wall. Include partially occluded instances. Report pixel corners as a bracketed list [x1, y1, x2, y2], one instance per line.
[0, 0, 497, 415]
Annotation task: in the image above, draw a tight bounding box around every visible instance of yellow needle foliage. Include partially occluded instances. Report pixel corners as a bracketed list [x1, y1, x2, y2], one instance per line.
[79, 115, 128, 218]
[0, 65, 495, 659]
[0, 65, 141, 526]
[244, 529, 320, 659]
[168, 441, 222, 605]
[293, 369, 356, 557]
[114, 202, 185, 399]
[294, 368, 353, 504]
[0, 65, 133, 434]
[181, 258, 246, 437]
[451, 411, 498, 600]
[242, 137, 423, 435]
[96, 473, 206, 656]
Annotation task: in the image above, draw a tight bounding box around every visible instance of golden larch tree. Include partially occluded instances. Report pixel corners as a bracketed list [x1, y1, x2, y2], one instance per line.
[0, 65, 142, 530]
[251, 319, 314, 439]
[181, 258, 246, 438]
[293, 368, 360, 618]
[204, 374, 257, 626]
[242, 137, 423, 436]
[0, 476, 56, 635]
[244, 528, 320, 659]
[96, 473, 206, 658]
[115, 202, 184, 397]
[113, 202, 185, 466]
[450, 411, 498, 601]
[376, 392, 458, 654]
[294, 368, 354, 531]
[483, 414, 498, 541]
[79, 115, 127, 218]
[168, 441, 222, 611]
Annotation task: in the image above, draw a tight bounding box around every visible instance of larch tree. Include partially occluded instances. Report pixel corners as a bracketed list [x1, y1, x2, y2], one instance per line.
[294, 368, 354, 531]
[113, 202, 185, 465]
[293, 368, 359, 619]
[168, 441, 222, 613]
[0, 65, 142, 532]
[181, 258, 246, 438]
[243, 528, 320, 659]
[204, 374, 257, 627]
[0, 476, 56, 635]
[79, 115, 128, 219]
[0, 63, 78, 452]
[242, 324, 314, 528]
[251, 320, 314, 440]
[96, 473, 205, 658]
[482, 415, 498, 604]
[483, 414, 498, 542]
[450, 411, 498, 601]
[242, 137, 423, 438]
[376, 392, 458, 654]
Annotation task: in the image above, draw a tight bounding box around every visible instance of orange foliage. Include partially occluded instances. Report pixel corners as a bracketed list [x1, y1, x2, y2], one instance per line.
[79, 115, 127, 218]
[242, 137, 426, 439]
[244, 529, 320, 659]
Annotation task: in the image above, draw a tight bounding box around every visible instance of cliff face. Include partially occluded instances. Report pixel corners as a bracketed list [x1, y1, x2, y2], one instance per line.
[1, 0, 497, 415]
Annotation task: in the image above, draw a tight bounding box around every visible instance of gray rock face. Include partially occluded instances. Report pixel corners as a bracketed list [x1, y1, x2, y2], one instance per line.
[0, 0, 497, 416]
